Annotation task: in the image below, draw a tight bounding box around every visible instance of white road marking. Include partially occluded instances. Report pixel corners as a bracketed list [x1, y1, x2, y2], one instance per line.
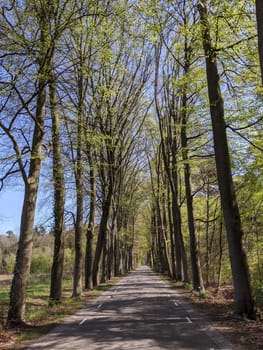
[79, 318, 87, 325]
[186, 317, 192, 323]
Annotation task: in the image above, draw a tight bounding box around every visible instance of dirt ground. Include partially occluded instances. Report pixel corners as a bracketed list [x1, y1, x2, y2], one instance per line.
[175, 284, 263, 350]
[0, 274, 12, 285]
[0, 275, 262, 350]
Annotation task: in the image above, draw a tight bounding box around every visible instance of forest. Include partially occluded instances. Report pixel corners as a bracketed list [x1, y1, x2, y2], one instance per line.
[0, 0, 262, 328]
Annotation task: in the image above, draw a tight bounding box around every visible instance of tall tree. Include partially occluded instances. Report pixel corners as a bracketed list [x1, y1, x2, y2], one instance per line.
[175, 1, 205, 292]
[3, 0, 86, 323]
[49, 64, 65, 303]
[72, 79, 85, 297]
[84, 137, 96, 290]
[59, 3, 99, 294]
[256, 0, 263, 85]
[5, 1, 53, 325]
[198, 0, 256, 319]
[91, 3, 151, 285]
[154, 42, 189, 282]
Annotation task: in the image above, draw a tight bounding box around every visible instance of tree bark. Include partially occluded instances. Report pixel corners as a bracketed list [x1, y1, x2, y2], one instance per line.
[92, 189, 112, 287]
[198, 0, 256, 318]
[72, 110, 84, 297]
[84, 147, 96, 290]
[154, 45, 188, 282]
[114, 231, 121, 276]
[180, 25, 204, 289]
[7, 11, 50, 326]
[49, 66, 65, 303]
[256, 0, 263, 85]
[167, 187, 177, 279]
[205, 181, 210, 286]
[216, 216, 223, 292]
[181, 100, 204, 292]
[171, 147, 189, 283]
[151, 207, 159, 270]
[72, 55, 86, 296]
[100, 231, 108, 284]
[156, 197, 171, 275]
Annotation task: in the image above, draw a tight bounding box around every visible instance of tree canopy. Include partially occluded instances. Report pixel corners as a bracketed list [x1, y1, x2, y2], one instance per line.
[0, 0, 262, 325]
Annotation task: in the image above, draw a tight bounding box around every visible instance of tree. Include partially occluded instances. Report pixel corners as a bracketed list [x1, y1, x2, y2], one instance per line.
[90, 3, 151, 286]
[154, 40, 189, 282]
[256, 0, 263, 85]
[6, 230, 15, 238]
[2, 0, 86, 324]
[84, 141, 96, 290]
[49, 64, 66, 304]
[198, 0, 256, 319]
[4, 1, 54, 325]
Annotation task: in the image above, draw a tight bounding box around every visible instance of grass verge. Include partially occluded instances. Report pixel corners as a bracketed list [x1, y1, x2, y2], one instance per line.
[0, 275, 123, 350]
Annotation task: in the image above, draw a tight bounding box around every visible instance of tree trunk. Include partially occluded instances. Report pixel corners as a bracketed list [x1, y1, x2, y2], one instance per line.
[181, 101, 204, 292]
[114, 226, 121, 276]
[72, 57, 86, 296]
[49, 66, 65, 303]
[107, 214, 117, 281]
[256, 0, 263, 85]
[161, 193, 172, 276]
[172, 193, 189, 283]
[92, 190, 112, 287]
[7, 15, 49, 326]
[100, 231, 108, 284]
[128, 216, 136, 271]
[107, 229, 114, 280]
[84, 148, 96, 290]
[198, 0, 256, 319]
[151, 207, 159, 270]
[171, 150, 189, 283]
[167, 187, 176, 279]
[156, 198, 171, 275]
[205, 182, 210, 286]
[216, 216, 223, 293]
[8, 180, 43, 325]
[155, 154, 171, 276]
[72, 110, 84, 297]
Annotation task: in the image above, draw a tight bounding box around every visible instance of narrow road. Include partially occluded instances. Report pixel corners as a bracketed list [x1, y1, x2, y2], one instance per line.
[27, 266, 233, 350]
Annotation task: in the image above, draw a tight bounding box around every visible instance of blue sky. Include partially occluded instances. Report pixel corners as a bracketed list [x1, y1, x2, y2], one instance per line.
[0, 189, 23, 235]
[0, 189, 50, 236]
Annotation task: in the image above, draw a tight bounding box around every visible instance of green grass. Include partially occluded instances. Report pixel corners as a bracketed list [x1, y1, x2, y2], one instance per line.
[0, 284, 11, 329]
[0, 289, 10, 302]
[0, 274, 123, 348]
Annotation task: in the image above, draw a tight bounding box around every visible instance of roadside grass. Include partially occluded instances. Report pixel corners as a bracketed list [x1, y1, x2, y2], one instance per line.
[154, 270, 263, 350]
[0, 274, 123, 349]
[0, 285, 10, 329]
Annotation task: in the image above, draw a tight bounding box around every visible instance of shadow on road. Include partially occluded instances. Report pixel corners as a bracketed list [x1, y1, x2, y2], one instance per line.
[26, 266, 232, 350]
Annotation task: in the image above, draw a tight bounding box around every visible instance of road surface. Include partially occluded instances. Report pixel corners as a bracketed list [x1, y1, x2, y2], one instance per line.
[27, 266, 233, 350]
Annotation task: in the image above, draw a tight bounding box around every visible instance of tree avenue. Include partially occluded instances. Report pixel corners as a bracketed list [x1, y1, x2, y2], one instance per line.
[0, 0, 262, 328]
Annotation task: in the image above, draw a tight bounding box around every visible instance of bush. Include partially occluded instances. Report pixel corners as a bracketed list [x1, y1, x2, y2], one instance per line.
[4, 254, 16, 273]
[30, 255, 52, 274]
[64, 248, 74, 275]
[253, 280, 263, 307]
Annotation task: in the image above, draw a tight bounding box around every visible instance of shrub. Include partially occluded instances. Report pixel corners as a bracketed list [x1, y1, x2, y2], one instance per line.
[4, 254, 16, 273]
[30, 255, 52, 274]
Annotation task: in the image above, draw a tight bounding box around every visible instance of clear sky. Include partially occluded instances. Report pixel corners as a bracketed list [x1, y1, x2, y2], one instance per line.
[0, 189, 23, 235]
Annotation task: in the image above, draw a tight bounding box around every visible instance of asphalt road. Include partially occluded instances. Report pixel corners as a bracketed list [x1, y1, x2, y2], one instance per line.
[26, 266, 233, 350]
